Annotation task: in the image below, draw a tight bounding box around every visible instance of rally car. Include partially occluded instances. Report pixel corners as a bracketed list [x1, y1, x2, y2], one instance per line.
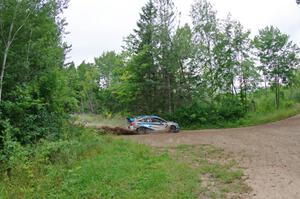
[127, 115, 180, 134]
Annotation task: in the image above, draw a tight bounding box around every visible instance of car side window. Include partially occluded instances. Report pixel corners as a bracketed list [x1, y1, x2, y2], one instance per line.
[138, 118, 145, 122]
[138, 117, 151, 123]
[152, 118, 163, 123]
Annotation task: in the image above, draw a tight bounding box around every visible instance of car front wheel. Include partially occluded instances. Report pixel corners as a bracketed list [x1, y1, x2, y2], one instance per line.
[169, 125, 178, 133]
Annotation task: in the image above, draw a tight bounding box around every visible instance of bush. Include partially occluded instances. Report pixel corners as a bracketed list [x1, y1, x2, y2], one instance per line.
[166, 95, 246, 128]
[35, 139, 82, 165]
[0, 98, 68, 145]
[217, 95, 246, 120]
[166, 100, 220, 128]
[0, 121, 29, 177]
[288, 88, 300, 103]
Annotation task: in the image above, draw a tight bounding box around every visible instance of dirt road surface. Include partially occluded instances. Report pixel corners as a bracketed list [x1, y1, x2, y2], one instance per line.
[125, 115, 300, 199]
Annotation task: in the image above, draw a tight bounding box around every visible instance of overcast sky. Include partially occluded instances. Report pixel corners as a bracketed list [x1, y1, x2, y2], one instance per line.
[64, 0, 300, 65]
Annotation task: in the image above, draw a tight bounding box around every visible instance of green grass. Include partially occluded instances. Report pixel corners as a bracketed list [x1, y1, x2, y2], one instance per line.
[186, 88, 300, 130]
[232, 88, 300, 127]
[171, 145, 251, 198]
[206, 103, 300, 129]
[74, 114, 126, 128]
[237, 103, 300, 127]
[0, 128, 250, 199]
[0, 129, 199, 199]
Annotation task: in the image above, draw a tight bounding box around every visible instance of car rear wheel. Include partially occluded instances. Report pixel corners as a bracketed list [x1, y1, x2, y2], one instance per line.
[137, 127, 148, 134]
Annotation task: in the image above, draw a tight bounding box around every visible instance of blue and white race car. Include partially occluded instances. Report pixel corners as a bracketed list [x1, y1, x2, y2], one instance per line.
[127, 115, 180, 134]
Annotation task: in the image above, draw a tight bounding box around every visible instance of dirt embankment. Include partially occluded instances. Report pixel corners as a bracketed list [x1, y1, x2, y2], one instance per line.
[125, 115, 300, 199]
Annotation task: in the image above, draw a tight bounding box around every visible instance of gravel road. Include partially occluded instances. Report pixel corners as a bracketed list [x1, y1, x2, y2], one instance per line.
[126, 115, 300, 199]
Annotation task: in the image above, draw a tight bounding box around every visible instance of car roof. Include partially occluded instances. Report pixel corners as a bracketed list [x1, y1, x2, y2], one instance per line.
[137, 115, 162, 119]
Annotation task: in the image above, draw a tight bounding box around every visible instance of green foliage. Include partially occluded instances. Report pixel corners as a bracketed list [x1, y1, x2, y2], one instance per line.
[95, 51, 124, 88]
[0, 0, 73, 162]
[0, 121, 28, 173]
[0, 128, 200, 198]
[35, 139, 81, 165]
[254, 26, 300, 109]
[217, 95, 246, 120]
[75, 114, 125, 128]
[2, 0, 300, 174]
[166, 101, 219, 127]
[166, 94, 246, 128]
[0, 127, 250, 198]
[64, 0, 300, 129]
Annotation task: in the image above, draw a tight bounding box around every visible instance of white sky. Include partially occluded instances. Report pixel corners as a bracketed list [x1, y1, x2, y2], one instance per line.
[64, 0, 300, 65]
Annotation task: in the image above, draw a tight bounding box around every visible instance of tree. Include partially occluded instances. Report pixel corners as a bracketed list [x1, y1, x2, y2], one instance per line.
[95, 51, 123, 89]
[76, 62, 99, 113]
[0, 0, 34, 102]
[254, 26, 300, 109]
[133, 0, 157, 53]
[154, 0, 177, 113]
[213, 17, 238, 95]
[230, 21, 258, 107]
[94, 51, 125, 113]
[0, 0, 71, 146]
[215, 17, 258, 107]
[121, 0, 159, 114]
[190, 0, 219, 99]
[171, 24, 194, 107]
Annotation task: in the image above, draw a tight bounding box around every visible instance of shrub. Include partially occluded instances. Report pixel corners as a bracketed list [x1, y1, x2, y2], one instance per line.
[35, 139, 82, 165]
[217, 95, 246, 121]
[0, 98, 68, 145]
[166, 100, 220, 128]
[0, 121, 28, 177]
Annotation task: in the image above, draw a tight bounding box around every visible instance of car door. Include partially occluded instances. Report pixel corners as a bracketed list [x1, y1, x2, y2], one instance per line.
[137, 117, 151, 129]
[151, 117, 167, 131]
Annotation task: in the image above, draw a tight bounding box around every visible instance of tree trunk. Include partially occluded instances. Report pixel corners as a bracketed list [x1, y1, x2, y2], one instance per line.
[275, 76, 280, 110]
[87, 94, 95, 113]
[167, 73, 172, 114]
[0, 45, 10, 102]
[80, 97, 84, 113]
[0, 20, 14, 103]
[0, 2, 29, 103]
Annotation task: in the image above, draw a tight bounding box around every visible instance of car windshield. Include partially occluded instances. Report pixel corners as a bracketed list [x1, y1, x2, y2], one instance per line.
[136, 116, 167, 123]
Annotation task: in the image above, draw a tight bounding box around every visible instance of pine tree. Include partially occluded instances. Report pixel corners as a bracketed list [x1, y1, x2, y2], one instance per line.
[154, 0, 177, 113]
[122, 0, 158, 113]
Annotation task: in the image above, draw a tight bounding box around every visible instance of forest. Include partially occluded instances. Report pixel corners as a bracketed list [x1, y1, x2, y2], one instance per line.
[69, 0, 300, 127]
[0, 0, 300, 198]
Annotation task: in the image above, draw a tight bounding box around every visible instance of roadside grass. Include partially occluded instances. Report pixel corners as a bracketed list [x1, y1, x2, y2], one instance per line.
[186, 103, 300, 130]
[180, 87, 300, 130]
[74, 113, 126, 128]
[237, 103, 300, 127]
[232, 88, 300, 128]
[0, 128, 199, 199]
[169, 145, 251, 198]
[0, 127, 250, 199]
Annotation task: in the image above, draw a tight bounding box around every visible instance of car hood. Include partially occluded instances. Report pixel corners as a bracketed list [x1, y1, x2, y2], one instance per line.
[167, 121, 179, 127]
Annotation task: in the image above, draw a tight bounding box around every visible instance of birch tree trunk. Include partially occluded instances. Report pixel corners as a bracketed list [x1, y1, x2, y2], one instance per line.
[0, 20, 14, 102]
[0, 2, 29, 102]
